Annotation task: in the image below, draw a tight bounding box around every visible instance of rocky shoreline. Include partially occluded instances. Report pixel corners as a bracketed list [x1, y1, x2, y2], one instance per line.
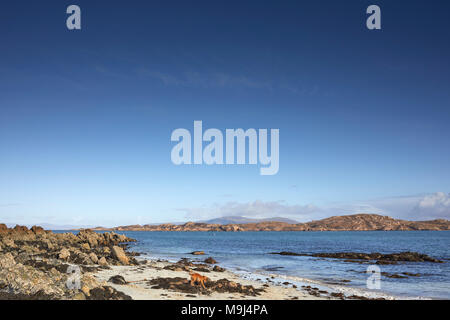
[270, 251, 444, 264]
[0, 224, 138, 300]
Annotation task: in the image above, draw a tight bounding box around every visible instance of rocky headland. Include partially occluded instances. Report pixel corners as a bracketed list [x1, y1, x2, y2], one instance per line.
[91, 214, 450, 232]
[0, 224, 138, 300]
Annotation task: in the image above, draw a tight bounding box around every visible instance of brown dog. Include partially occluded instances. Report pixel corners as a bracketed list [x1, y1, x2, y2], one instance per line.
[189, 272, 209, 289]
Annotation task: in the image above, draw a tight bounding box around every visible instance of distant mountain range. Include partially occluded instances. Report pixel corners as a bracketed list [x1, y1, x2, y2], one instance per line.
[88, 214, 450, 232]
[199, 216, 299, 225]
[55, 216, 297, 230]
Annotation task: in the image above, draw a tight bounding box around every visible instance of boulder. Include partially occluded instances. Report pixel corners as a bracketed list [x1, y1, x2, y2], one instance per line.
[190, 251, 205, 255]
[87, 286, 132, 300]
[72, 292, 86, 300]
[213, 265, 225, 272]
[98, 257, 108, 266]
[2, 238, 16, 248]
[89, 252, 98, 264]
[81, 285, 91, 297]
[78, 229, 99, 247]
[13, 225, 29, 233]
[42, 239, 54, 250]
[0, 224, 8, 233]
[108, 275, 127, 285]
[204, 257, 217, 264]
[58, 248, 70, 260]
[79, 274, 102, 296]
[111, 246, 129, 265]
[0, 252, 16, 268]
[30, 226, 45, 234]
[73, 252, 93, 265]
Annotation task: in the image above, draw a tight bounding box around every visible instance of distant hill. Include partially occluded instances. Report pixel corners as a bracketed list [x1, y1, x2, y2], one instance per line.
[90, 214, 450, 232]
[4, 222, 94, 231]
[199, 216, 299, 225]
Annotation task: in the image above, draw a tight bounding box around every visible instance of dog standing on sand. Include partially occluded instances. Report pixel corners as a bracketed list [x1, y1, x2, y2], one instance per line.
[189, 271, 210, 289]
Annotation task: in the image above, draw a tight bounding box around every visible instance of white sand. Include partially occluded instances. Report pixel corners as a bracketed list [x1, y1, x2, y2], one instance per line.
[92, 260, 329, 300]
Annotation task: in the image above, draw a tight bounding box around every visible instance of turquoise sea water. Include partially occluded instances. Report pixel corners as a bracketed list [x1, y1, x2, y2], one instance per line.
[60, 230, 450, 299]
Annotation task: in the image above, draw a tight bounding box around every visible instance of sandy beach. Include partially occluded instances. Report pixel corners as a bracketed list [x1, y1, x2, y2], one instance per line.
[92, 259, 329, 300]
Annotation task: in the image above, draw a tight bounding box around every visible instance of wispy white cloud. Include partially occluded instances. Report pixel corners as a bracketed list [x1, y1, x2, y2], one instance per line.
[177, 192, 450, 222]
[178, 200, 319, 221]
[323, 192, 450, 221]
[136, 68, 323, 96]
[138, 69, 272, 90]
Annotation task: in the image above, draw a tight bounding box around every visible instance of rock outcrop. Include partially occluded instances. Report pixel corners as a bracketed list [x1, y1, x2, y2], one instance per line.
[204, 257, 217, 264]
[270, 251, 444, 264]
[190, 251, 205, 255]
[0, 225, 137, 300]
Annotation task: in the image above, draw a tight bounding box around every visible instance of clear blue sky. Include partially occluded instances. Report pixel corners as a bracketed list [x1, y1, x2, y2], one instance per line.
[1, 1, 449, 226]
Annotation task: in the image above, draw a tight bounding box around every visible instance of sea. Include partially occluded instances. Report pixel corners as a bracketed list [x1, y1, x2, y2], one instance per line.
[60, 230, 450, 299]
